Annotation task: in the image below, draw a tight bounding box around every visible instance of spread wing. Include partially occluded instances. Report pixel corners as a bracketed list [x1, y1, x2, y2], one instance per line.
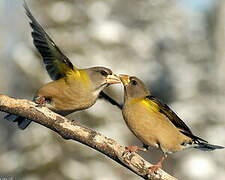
[24, 2, 75, 80]
[146, 95, 207, 143]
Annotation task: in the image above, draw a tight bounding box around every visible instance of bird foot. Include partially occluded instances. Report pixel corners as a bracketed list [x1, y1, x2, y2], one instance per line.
[34, 96, 47, 107]
[148, 154, 167, 174]
[125, 146, 147, 153]
[148, 163, 162, 174]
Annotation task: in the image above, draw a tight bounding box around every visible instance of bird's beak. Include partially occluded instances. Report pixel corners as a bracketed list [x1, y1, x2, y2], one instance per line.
[119, 74, 130, 86]
[106, 74, 121, 84]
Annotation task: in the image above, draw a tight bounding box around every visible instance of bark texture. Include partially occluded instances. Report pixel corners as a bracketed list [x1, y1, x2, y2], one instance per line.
[0, 94, 177, 180]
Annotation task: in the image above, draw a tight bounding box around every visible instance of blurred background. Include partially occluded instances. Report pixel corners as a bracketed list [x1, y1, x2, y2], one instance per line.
[0, 0, 225, 179]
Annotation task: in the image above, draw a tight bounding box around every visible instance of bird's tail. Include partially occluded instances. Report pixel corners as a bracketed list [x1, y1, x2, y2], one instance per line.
[4, 114, 31, 130]
[194, 142, 224, 151]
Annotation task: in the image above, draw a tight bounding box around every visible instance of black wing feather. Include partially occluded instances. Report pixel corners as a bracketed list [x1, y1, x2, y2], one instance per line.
[99, 91, 122, 109]
[146, 95, 207, 143]
[24, 2, 74, 80]
[24, 2, 123, 110]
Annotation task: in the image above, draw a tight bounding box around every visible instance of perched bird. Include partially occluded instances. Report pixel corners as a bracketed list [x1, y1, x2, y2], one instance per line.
[119, 75, 224, 173]
[4, 3, 121, 129]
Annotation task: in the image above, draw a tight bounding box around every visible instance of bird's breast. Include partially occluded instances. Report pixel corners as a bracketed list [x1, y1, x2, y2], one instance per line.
[36, 79, 98, 114]
[122, 102, 160, 148]
[122, 101, 191, 152]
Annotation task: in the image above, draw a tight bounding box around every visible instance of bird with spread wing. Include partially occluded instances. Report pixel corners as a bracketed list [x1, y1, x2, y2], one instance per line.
[5, 2, 122, 129]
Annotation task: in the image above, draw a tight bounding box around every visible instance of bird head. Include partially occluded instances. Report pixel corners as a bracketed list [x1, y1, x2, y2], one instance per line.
[119, 75, 150, 99]
[86, 67, 121, 93]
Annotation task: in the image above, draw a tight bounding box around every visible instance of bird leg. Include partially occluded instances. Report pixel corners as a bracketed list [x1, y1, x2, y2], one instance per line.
[149, 154, 167, 174]
[125, 145, 147, 153]
[34, 96, 48, 107]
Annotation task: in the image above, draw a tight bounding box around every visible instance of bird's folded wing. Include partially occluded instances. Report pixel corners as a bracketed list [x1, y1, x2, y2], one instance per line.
[145, 95, 207, 143]
[24, 2, 75, 80]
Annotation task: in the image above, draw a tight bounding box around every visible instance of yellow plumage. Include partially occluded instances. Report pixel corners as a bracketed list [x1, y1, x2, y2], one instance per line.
[4, 3, 121, 130]
[120, 74, 224, 173]
[140, 99, 160, 113]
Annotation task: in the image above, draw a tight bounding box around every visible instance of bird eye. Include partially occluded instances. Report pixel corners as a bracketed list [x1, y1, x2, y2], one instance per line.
[130, 80, 137, 86]
[100, 70, 108, 76]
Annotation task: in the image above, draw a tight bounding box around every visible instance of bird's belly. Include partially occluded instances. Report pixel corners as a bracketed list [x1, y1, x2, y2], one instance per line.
[38, 84, 97, 114]
[52, 91, 96, 113]
[123, 109, 159, 148]
[123, 107, 186, 152]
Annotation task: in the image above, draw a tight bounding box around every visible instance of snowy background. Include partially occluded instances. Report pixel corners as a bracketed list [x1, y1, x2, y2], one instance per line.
[0, 0, 225, 179]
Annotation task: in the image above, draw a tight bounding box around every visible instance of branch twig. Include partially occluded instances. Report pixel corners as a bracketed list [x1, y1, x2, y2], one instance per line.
[0, 94, 177, 180]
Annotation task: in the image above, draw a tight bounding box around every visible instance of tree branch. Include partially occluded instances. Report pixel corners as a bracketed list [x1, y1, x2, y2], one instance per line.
[0, 94, 177, 180]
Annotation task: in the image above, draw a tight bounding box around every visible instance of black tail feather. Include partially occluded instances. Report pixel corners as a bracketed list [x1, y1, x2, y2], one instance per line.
[4, 114, 32, 130]
[195, 142, 224, 151]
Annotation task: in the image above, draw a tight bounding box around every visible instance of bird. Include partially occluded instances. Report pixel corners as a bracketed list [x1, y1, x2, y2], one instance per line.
[119, 74, 224, 173]
[4, 2, 122, 130]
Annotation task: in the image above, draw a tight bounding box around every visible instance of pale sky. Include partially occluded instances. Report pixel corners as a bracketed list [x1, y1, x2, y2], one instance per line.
[181, 0, 216, 10]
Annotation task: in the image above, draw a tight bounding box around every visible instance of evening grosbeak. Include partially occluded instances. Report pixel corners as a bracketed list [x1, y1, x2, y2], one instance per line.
[4, 3, 121, 129]
[119, 75, 224, 173]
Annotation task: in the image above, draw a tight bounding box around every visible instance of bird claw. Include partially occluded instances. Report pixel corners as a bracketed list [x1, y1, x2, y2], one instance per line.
[34, 96, 47, 107]
[148, 163, 162, 174]
[148, 155, 167, 174]
[125, 146, 147, 153]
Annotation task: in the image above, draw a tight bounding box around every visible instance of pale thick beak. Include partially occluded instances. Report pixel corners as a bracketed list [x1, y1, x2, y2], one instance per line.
[106, 74, 121, 84]
[119, 74, 130, 86]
